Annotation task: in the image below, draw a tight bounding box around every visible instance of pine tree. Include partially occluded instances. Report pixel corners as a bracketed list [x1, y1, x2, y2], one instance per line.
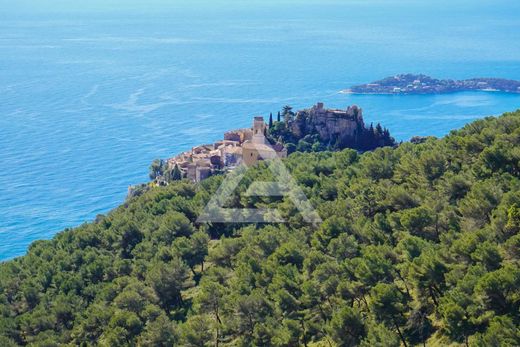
[375, 123, 383, 137]
[277, 111, 281, 122]
[172, 164, 182, 181]
[383, 128, 393, 146]
[269, 113, 273, 128]
[366, 123, 375, 150]
[282, 105, 294, 123]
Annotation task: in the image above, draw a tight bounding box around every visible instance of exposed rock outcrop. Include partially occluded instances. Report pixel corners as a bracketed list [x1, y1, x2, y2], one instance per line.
[269, 102, 395, 152]
[289, 103, 364, 144]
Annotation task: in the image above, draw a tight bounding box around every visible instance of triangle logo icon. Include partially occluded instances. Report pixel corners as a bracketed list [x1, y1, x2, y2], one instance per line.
[197, 138, 322, 225]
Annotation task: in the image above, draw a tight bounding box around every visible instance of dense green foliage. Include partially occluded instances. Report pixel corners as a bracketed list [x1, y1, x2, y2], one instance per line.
[1, 111, 520, 346]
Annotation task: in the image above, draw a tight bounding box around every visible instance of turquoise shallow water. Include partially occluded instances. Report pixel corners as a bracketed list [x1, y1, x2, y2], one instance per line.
[1, 0, 520, 260]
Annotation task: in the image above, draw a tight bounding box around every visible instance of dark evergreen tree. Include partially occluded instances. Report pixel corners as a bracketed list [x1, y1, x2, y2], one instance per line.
[383, 128, 392, 145]
[282, 105, 294, 123]
[149, 159, 165, 180]
[367, 123, 376, 150]
[375, 123, 384, 139]
[172, 164, 182, 181]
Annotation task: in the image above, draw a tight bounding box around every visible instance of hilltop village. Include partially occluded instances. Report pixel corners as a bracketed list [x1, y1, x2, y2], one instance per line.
[159, 116, 287, 184]
[143, 102, 395, 192]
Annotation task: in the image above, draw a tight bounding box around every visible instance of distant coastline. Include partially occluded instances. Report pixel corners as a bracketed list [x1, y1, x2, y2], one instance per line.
[343, 74, 520, 95]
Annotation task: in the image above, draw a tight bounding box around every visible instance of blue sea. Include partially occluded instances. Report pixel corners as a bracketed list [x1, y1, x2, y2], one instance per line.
[1, 0, 520, 260]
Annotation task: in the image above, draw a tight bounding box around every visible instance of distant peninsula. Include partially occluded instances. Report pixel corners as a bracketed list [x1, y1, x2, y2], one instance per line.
[343, 73, 520, 95]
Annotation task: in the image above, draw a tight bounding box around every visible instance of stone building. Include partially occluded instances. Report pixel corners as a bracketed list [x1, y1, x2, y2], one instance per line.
[222, 146, 243, 167]
[242, 116, 287, 166]
[224, 129, 253, 143]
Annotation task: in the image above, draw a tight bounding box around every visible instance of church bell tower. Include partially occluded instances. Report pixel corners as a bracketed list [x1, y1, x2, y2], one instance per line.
[252, 116, 266, 144]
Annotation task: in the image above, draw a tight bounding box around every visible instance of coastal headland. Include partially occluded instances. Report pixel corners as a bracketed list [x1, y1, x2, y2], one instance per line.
[135, 102, 395, 197]
[343, 74, 520, 94]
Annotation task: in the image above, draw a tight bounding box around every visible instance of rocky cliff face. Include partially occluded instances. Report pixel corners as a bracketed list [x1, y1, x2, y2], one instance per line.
[288, 103, 364, 144]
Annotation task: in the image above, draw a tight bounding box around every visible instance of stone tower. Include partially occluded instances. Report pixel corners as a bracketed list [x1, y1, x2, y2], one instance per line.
[252, 116, 266, 144]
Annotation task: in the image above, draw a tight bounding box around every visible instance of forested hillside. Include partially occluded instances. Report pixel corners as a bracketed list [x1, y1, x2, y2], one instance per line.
[1, 111, 520, 346]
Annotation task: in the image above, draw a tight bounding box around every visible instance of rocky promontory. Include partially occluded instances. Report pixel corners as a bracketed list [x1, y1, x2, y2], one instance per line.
[139, 102, 395, 194]
[269, 103, 395, 152]
[344, 74, 520, 94]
